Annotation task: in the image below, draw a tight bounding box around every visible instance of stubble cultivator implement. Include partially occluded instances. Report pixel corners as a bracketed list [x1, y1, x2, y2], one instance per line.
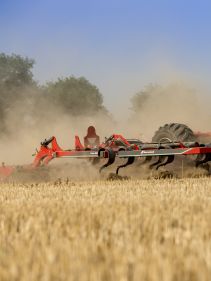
[1, 124, 211, 180]
[34, 133, 211, 174]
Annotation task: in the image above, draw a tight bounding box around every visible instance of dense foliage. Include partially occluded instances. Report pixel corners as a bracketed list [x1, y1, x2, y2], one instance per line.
[44, 77, 107, 116]
[0, 53, 108, 134]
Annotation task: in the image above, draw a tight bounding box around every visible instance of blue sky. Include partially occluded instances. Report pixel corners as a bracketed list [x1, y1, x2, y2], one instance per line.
[1, 0, 211, 116]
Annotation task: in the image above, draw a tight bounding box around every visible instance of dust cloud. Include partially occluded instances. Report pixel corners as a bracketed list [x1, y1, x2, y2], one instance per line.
[0, 79, 211, 181]
[0, 103, 113, 165]
[128, 82, 211, 140]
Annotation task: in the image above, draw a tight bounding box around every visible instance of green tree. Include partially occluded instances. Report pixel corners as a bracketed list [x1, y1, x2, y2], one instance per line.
[0, 53, 109, 136]
[0, 53, 36, 132]
[0, 53, 35, 89]
[44, 76, 107, 116]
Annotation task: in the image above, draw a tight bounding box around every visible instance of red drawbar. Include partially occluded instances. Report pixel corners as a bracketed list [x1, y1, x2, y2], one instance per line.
[32, 136, 61, 167]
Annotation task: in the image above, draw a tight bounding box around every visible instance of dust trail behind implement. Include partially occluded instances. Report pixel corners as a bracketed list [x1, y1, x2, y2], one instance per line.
[0, 81, 211, 181]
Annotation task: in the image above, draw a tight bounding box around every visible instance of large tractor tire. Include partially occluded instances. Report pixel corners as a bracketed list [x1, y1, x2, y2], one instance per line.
[152, 123, 210, 175]
[152, 123, 196, 143]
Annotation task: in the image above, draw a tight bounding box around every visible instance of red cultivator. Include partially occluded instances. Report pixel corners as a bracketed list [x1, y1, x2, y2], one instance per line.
[33, 134, 211, 174]
[1, 124, 211, 181]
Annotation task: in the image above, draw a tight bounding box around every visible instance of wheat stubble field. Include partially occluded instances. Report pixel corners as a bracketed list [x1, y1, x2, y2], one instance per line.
[0, 178, 211, 281]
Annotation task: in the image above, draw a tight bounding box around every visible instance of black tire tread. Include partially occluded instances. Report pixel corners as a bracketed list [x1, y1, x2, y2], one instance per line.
[152, 123, 196, 143]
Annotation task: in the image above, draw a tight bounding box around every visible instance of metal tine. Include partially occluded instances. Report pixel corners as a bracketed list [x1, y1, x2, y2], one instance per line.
[116, 157, 135, 175]
[195, 153, 211, 167]
[149, 157, 162, 169]
[155, 155, 175, 170]
[99, 149, 116, 173]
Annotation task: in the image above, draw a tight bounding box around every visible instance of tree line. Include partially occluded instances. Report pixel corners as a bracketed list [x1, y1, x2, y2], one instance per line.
[0, 53, 108, 134]
[0, 53, 201, 136]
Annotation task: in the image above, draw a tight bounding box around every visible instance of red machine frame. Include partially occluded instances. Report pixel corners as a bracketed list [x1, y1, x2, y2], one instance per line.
[33, 135, 211, 174]
[1, 133, 211, 180]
